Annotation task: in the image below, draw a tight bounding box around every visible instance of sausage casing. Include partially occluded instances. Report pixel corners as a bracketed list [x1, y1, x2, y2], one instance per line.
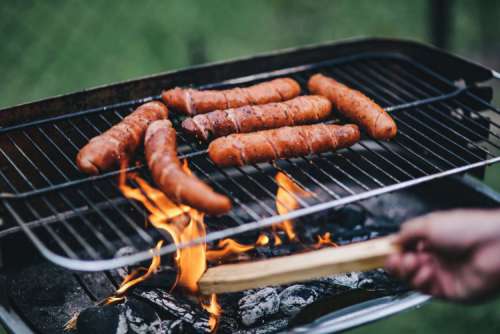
[208, 124, 360, 167]
[308, 74, 397, 140]
[76, 101, 168, 174]
[182, 95, 332, 140]
[145, 120, 231, 215]
[162, 77, 301, 115]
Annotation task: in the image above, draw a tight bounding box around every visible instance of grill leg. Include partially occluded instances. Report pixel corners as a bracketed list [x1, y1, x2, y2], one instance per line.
[429, 0, 453, 49]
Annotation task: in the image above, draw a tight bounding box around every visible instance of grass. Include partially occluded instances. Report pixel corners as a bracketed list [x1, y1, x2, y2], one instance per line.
[0, 1, 499, 333]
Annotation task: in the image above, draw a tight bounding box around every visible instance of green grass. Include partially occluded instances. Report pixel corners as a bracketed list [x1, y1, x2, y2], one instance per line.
[352, 298, 500, 334]
[0, 1, 499, 333]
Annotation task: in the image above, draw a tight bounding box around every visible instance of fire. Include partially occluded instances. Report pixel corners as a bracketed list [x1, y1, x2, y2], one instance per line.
[206, 233, 270, 262]
[201, 294, 222, 332]
[112, 162, 331, 333]
[313, 232, 338, 249]
[274, 172, 312, 241]
[273, 232, 283, 246]
[117, 160, 222, 329]
[102, 240, 163, 305]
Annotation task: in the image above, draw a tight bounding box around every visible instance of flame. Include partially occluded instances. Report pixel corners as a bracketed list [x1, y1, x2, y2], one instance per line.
[117, 160, 223, 330]
[206, 233, 270, 262]
[201, 293, 222, 331]
[273, 232, 283, 246]
[274, 172, 312, 241]
[256, 233, 270, 246]
[313, 232, 338, 249]
[102, 240, 163, 305]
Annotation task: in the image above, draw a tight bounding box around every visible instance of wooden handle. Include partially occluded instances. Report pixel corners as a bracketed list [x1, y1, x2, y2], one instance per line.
[199, 236, 399, 294]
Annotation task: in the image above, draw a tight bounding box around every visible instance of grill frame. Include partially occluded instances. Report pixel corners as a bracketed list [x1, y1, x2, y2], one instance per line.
[0, 38, 499, 271]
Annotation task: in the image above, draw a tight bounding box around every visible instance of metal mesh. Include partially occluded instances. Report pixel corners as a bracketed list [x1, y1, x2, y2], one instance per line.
[0, 53, 499, 271]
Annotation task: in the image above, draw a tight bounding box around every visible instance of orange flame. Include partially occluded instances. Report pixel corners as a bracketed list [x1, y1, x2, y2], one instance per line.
[103, 240, 163, 305]
[117, 160, 221, 329]
[274, 172, 312, 241]
[313, 232, 338, 249]
[273, 232, 283, 246]
[201, 293, 222, 332]
[206, 233, 270, 262]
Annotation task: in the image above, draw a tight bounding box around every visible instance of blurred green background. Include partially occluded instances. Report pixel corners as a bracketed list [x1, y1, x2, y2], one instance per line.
[0, 0, 499, 333]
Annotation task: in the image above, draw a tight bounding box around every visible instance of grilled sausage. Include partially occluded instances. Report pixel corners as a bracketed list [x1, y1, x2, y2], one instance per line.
[308, 74, 397, 140]
[182, 95, 332, 141]
[208, 124, 360, 167]
[162, 77, 301, 115]
[76, 101, 168, 175]
[145, 120, 231, 215]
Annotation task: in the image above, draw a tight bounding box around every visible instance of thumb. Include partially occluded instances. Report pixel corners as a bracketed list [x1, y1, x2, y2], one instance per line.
[396, 216, 433, 249]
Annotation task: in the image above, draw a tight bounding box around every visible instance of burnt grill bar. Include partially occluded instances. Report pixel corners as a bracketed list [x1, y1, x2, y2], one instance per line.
[0, 41, 499, 271]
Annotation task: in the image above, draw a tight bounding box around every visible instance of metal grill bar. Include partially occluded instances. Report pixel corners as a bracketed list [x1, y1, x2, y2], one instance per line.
[0, 50, 499, 271]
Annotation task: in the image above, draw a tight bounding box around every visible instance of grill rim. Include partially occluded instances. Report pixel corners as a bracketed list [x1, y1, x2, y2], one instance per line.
[0, 38, 499, 271]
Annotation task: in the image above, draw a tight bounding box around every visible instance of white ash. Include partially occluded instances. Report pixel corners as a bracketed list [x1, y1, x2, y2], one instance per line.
[134, 289, 211, 333]
[278, 285, 318, 316]
[320, 272, 360, 288]
[125, 307, 162, 334]
[159, 319, 184, 333]
[238, 287, 280, 327]
[116, 313, 127, 334]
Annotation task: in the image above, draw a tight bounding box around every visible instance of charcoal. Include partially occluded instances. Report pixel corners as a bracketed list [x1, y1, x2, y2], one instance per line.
[76, 304, 124, 334]
[137, 268, 177, 290]
[76, 272, 116, 301]
[133, 288, 211, 333]
[358, 269, 407, 292]
[333, 205, 367, 229]
[233, 319, 288, 334]
[123, 298, 163, 333]
[238, 287, 280, 327]
[8, 262, 94, 334]
[320, 272, 360, 289]
[278, 285, 318, 316]
[159, 319, 191, 333]
[77, 298, 161, 334]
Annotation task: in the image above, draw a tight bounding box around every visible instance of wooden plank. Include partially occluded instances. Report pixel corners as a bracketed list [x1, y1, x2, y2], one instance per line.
[199, 236, 398, 294]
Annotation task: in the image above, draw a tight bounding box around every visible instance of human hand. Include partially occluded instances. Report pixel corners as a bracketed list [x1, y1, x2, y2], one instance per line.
[385, 209, 500, 302]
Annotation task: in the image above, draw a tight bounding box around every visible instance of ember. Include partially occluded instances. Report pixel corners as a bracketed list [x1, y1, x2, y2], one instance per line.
[313, 232, 338, 249]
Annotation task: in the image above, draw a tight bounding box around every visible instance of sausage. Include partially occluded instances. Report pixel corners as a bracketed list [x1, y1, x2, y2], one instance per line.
[308, 74, 397, 140]
[76, 101, 168, 175]
[182, 95, 332, 141]
[145, 119, 231, 215]
[208, 124, 360, 167]
[162, 77, 301, 115]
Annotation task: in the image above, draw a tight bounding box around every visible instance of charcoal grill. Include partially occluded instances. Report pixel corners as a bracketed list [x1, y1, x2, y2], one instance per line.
[0, 38, 499, 333]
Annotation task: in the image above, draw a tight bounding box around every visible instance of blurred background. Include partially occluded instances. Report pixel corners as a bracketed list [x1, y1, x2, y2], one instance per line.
[0, 0, 499, 333]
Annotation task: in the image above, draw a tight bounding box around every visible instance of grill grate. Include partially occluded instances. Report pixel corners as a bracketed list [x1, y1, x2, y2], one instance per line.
[0, 52, 499, 271]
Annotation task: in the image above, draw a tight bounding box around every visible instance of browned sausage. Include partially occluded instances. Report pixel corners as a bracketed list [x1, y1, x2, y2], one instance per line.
[76, 101, 168, 175]
[145, 119, 231, 215]
[208, 124, 360, 167]
[308, 74, 397, 140]
[162, 77, 301, 115]
[182, 95, 332, 141]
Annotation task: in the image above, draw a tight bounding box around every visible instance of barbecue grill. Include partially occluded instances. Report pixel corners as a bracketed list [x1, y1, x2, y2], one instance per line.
[0, 37, 499, 333]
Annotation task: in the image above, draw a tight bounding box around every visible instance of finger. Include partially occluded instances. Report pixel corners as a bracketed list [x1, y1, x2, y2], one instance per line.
[399, 253, 419, 280]
[384, 253, 402, 276]
[396, 216, 433, 248]
[411, 265, 434, 289]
